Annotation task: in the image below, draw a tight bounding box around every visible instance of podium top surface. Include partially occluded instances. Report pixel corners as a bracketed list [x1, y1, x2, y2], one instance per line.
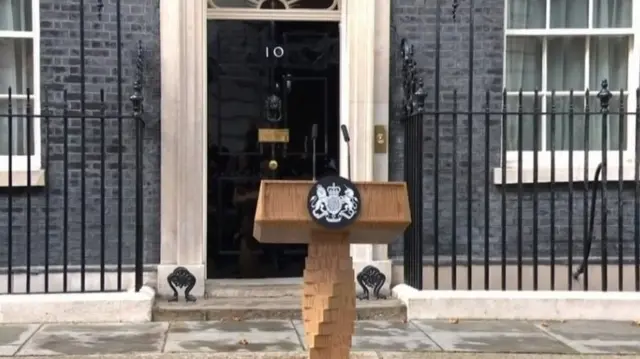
[253, 179, 411, 245]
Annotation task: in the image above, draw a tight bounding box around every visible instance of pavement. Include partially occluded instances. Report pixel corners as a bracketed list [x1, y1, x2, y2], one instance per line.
[0, 319, 639, 358]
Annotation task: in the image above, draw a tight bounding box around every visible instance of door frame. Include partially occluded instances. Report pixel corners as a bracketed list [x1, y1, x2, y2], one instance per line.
[157, 0, 390, 297]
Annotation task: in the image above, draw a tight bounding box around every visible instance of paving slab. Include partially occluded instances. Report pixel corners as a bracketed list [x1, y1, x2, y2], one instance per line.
[378, 354, 637, 359]
[292, 320, 440, 352]
[351, 321, 441, 352]
[16, 354, 379, 359]
[164, 320, 302, 353]
[4, 319, 640, 358]
[10, 353, 639, 359]
[15, 323, 168, 356]
[0, 325, 40, 356]
[412, 320, 577, 354]
[536, 320, 640, 354]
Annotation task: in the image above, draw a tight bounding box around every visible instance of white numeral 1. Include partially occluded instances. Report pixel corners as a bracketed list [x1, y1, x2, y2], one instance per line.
[265, 46, 285, 58]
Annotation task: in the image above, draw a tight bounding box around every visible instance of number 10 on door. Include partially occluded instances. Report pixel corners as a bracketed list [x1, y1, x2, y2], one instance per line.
[266, 46, 285, 58]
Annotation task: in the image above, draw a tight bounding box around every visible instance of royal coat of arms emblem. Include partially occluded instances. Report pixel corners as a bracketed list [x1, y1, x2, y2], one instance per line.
[307, 175, 361, 229]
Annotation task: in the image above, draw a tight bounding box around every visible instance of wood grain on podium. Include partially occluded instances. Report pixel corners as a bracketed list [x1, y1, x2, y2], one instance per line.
[303, 232, 355, 359]
[253, 180, 410, 359]
[253, 180, 410, 244]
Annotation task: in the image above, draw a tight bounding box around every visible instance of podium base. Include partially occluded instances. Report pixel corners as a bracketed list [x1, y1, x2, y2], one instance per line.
[302, 230, 356, 359]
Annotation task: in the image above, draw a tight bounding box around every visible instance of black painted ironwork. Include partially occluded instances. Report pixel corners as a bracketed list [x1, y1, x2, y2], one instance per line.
[574, 163, 603, 281]
[356, 265, 387, 300]
[208, 21, 340, 278]
[132, 41, 146, 293]
[167, 267, 197, 302]
[96, 0, 104, 20]
[0, 0, 145, 294]
[400, 1, 640, 292]
[452, 0, 460, 20]
[400, 39, 426, 117]
[264, 84, 283, 123]
[400, 38, 426, 290]
[573, 80, 614, 288]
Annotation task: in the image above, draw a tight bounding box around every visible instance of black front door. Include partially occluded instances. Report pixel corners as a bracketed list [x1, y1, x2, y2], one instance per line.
[207, 20, 340, 278]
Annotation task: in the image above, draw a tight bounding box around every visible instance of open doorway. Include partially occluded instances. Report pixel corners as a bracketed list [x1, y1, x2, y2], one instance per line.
[206, 20, 340, 278]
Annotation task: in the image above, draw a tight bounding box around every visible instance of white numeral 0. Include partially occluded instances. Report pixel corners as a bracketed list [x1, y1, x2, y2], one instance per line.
[265, 46, 285, 58]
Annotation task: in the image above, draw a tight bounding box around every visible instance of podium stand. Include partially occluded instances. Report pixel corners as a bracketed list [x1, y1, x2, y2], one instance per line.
[253, 177, 411, 359]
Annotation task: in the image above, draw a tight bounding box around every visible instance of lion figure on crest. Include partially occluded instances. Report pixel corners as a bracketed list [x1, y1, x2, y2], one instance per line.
[310, 182, 359, 223]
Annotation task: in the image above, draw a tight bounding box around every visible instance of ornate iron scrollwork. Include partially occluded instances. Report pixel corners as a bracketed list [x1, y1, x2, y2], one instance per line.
[167, 267, 197, 302]
[130, 41, 144, 117]
[96, 0, 104, 20]
[356, 265, 387, 300]
[401, 39, 427, 117]
[597, 79, 612, 112]
[452, 0, 460, 20]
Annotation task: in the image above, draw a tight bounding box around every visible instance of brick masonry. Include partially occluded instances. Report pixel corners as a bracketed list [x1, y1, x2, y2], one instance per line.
[0, 0, 160, 269]
[0, 0, 634, 273]
[388, 0, 637, 263]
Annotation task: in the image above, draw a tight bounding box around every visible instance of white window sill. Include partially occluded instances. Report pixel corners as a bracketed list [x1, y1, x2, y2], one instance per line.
[0, 170, 46, 188]
[493, 165, 639, 185]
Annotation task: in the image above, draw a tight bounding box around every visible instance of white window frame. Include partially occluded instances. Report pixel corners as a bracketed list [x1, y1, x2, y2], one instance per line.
[496, 0, 640, 184]
[0, 0, 41, 173]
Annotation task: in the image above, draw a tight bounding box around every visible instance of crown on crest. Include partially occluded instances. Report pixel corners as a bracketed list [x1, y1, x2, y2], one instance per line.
[327, 183, 341, 196]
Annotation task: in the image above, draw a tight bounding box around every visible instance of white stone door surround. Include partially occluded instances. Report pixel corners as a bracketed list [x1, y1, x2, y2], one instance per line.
[157, 0, 392, 297]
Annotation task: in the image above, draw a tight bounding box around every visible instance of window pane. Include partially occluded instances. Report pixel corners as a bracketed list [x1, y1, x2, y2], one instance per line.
[0, 38, 33, 95]
[504, 95, 543, 151]
[550, 0, 588, 28]
[589, 36, 629, 90]
[547, 96, 626, 151]
[546, 95, 586, 150]
[0, 99, 34, 156]
[547, 37, 585, 91]
[0, 0, 32, 31]
[506, 37, 542, 91]
[507, 0, 545, 28]
[593, 0, 632, 28]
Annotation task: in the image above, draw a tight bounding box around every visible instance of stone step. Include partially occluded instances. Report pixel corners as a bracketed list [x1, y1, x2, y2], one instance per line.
[206, 278, 303, 298]
[153, 296, 406, 321]
[154, 278, 404, 321]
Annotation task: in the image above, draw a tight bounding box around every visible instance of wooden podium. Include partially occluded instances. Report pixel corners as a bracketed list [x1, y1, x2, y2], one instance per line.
[253, 178, 411, 359]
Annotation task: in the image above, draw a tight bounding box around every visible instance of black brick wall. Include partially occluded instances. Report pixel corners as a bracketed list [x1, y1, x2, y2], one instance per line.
[0, 0, 160, 268]
[388, 0, 637, 263]
[1, 0, 633, 272]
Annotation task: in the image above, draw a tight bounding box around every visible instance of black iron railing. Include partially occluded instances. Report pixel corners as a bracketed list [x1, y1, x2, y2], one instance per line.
[398, 0, 640, 292]
[0, 0, 146, 294]
[0, 85, 145, 294]
[399, 79, 640, 292]
[400, 39, 426, 290]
